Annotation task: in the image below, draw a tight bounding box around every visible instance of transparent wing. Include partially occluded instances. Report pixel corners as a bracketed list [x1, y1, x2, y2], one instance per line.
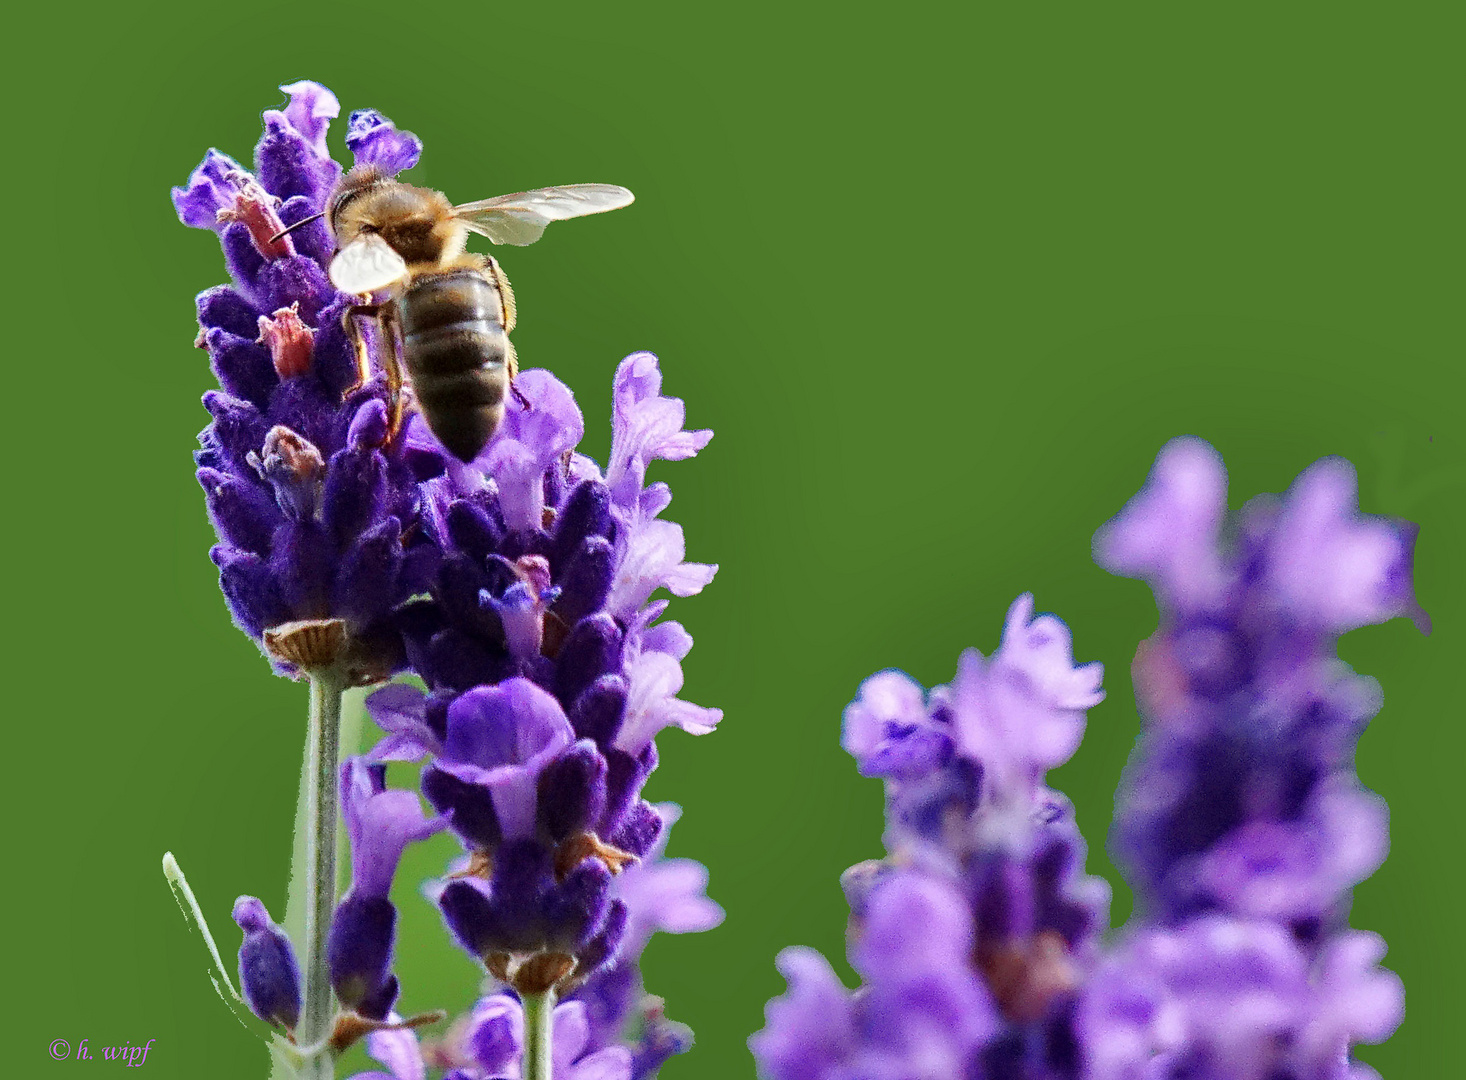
[329, 234, 409, 294]
[452, 184, 635, 246]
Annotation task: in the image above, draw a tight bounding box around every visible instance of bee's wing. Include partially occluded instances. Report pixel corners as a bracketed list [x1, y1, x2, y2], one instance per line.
[329, 234, 409, 294]
[452, 184, 635, 246]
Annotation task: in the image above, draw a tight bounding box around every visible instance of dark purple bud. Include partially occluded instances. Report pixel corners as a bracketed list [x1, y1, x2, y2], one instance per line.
[196, 285, 262, 338]
[357, 974, 400, 1023]
[203, 390, 269, 473]
[488, 840, 556, 951]
[309, 301, 362, 398]
[233, 897, 300, 1031]
[423, 627, 512, 691]
[198, 327, 278, 406]
[278, 194, 334, 267]
[545, 856, 613, 950]
[270, 519, 333, 616]
[555, 614, 624, 709]
[328, 894, 396, 1016]
[573, 899, 628, 979]
[554, 537, 615, 625]
[447, 499, 506, 565]
[333, 516, 404, 627]
[423, 763, 503, 851]
[222, 221, 267, 297]
[322, 446, 388, 543]
[600, 746, 651, 836]
[348, 398, 390, 452]
[198, 468, 280, 556]
[213, 546, 288, 638]
[608, 800, 664, 858]
[536, 740, 609, 842]
[439, 879, 502, 959]
[258, 255, 333, 324]
[551, 481, 613, 569]
[256, 110, 341, 206]
[569, 675, 628, 746]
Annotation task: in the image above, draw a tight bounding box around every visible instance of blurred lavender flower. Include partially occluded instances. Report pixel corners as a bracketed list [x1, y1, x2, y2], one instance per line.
[1077, 436, 1422, 1076]
[754, 593, 1109, 1078]
[753, 438, 1424, 1079]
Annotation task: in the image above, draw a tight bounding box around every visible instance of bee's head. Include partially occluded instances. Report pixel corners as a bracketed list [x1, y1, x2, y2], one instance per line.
[327, 165, 392, 243]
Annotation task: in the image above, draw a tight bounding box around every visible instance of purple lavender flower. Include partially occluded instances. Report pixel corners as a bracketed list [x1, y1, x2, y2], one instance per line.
[754, 595, 1108, 1079]
[180, 82, 720, 1075]
[339, 817, 720, 1080]
[755, 438, 1423, 1078]
[329, 758, 447, 1020]
[1072, 437, 1420, 1075]
[175, 82, 444, 680]
[362, 354, 717, 998]
[569, 804, 724, 1078]
[1094, 438, 1425, 932]
[233, 896, 302, 1032]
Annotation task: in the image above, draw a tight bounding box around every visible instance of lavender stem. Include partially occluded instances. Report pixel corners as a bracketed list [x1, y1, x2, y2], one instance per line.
[521, 990, 555, 1080]
[297, 667, 346, 1078]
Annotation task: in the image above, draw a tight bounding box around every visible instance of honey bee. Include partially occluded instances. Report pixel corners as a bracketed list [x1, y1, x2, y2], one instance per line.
[289, 166, 633, 461]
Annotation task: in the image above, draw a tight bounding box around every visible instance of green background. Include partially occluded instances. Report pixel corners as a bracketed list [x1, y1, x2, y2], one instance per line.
[7, 2, 1460, 1076]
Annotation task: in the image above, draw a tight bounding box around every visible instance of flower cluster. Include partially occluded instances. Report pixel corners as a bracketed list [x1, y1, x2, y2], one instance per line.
[1078, 437, 1419, 1079]
[176, 82, 720, 1076]
[350, 807, 724, 1080]
[751, 438, 1423, 1079]
[754, 594, 1109, 1076]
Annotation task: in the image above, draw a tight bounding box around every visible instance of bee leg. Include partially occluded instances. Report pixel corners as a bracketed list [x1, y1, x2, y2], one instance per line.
[341, 302, 383, 395]
[506, 339, 530, 410]
[376, 304, 408, 439]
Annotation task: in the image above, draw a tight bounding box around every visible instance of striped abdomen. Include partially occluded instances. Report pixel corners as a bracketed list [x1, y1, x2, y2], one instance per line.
[397, 268, 510, 462]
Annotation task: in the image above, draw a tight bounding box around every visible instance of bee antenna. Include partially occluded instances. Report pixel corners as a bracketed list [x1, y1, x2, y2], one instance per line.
[270, 211, 326, 244]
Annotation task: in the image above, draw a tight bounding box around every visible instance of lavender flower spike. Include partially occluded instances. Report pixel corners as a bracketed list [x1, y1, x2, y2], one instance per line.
[754, 595, 1108, 1078]
[361, 352, 717, 998]
[1072, 437, 1421, 1076]
[176, 82, 443, 680]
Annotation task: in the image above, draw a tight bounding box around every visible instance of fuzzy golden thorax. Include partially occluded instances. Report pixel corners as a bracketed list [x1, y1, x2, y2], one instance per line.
[328, 166, 466, 268]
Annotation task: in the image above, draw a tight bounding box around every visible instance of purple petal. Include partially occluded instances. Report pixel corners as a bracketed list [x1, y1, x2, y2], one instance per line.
[1093, 436, 1230, 611]
[1264, 457, 1428, 633]
[347, 109, 422, 176]
[341, 757, 447, 898]
[749, 947, 856, 1080]
[365, 683, 444, 758]
[173, 149, 248, 231]
[278, 81, 340, 157]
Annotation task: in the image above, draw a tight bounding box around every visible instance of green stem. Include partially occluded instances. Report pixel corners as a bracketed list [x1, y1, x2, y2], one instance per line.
[521, 990, 556, 1080]
[297, 666, 346, 1079]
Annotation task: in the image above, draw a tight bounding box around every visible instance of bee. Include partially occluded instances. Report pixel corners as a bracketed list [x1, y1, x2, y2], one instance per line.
[285, 166, 633, 461]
